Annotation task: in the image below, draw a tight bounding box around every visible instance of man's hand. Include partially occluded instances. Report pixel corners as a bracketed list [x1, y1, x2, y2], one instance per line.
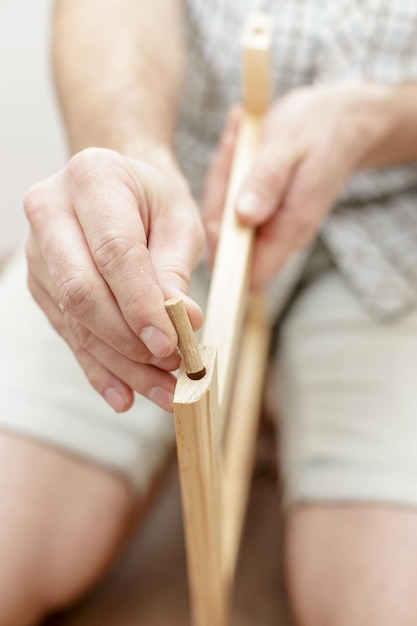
[24, 147, 205, 413]
[203, 84, 390, 288]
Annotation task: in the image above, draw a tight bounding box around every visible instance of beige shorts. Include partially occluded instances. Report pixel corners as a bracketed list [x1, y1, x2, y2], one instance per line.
[277, 246, 417, 507]
[2, 244, 417, 506]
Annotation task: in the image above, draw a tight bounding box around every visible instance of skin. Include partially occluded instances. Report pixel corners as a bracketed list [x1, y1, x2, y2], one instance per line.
[25, 152, 204, 413]
[24, 0, 205, 415]
[285, 505, 417, 626]
[204, 82, 417, 288]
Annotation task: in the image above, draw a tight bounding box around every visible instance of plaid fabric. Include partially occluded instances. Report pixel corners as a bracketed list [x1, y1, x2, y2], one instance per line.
[175, 0, 417, 320]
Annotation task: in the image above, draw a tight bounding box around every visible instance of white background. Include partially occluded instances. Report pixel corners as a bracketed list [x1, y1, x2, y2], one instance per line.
[0, 0, 66, 257]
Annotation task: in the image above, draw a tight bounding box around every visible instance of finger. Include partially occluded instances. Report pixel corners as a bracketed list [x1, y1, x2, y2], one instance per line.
[73, 348, 136, 413]
[69, 150, 180, 358]
[26, 272, 135, 412]
[27, 244, 181, 372]
[203, 104, 243, 263]
[148, 194, 206, 331]
[30, 277, 178, 412]
[72, 347, 177, 413]
[26, 172, 157, 364]
[250, 159, 328, 289]
[203, 104, 243, 221]
[235, 124, 304, 226]
[67, 314, 181, 373]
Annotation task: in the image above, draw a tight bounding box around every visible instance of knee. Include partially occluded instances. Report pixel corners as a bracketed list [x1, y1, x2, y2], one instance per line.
[0, 603, 42, 626]
[0, 494, 134, 624]
[0, 491, 132, 626]
[287, 586, 410, 626]
[0, 539, 50, 626]
[285, 504, 417, 626]
[0, 434, 136, 625]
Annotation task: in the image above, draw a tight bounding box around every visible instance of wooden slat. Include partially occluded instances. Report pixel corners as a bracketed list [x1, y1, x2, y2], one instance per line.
[202, 13, 273, 433]
[172, 345, 228, 626]
[222, 293, 272, 581]
[170, 13, 273, 626]
[242, 12, 273, 115]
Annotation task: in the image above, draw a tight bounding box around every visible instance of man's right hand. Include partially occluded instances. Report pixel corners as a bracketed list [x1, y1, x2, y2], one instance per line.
[24, 147, 205, 413]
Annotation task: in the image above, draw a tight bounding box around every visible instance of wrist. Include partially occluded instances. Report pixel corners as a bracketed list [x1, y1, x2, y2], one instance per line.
[345, 83, 391, 171]
[123, 140, 182, 176]
[125, 142, 193, 202]
[345, 83, 401, 170]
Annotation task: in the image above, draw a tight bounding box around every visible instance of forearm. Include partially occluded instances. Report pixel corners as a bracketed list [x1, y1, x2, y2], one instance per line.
[53, 0, 185, 169]
[352, 82, 417, 170]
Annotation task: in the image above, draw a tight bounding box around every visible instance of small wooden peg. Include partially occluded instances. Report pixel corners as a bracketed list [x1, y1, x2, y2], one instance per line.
[165, 297, 206, 380]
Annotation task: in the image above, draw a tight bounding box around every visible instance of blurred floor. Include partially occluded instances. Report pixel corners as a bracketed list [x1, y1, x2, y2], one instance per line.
[43, 455, 293, 626]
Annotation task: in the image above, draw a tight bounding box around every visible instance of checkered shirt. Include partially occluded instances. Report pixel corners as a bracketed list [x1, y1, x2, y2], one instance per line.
[175, 0, 417, 320]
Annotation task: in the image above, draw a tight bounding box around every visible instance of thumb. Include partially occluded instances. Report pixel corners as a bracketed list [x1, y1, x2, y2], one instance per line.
[149, 197, 206, 333]
[236, 139, 300, 226]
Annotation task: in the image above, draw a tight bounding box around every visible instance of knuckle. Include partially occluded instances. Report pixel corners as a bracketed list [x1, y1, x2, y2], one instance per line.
[23, 181, 47, 223]
[92, 231, 139, 274]
[160, 262, 192, 292]
[66, 147, 117, 192]
[70, 322, 96, 351]
[57, 273, 96, 318]
[72, 320, 143, 363]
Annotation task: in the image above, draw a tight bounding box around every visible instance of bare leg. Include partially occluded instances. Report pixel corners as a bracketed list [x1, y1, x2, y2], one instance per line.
[0, 431, 170, 626]
[285, 504, 417, 626]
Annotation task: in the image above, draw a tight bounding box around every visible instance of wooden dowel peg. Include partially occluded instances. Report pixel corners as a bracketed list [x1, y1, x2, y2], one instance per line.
[165, 297, 206, 380]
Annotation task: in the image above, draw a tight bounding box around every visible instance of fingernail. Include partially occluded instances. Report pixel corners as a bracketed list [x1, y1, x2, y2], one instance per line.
[147, 387, 174, 412]
[140, 327, 171, 357]
[104, 387, 128, 413]
[236, 191, 261, 217]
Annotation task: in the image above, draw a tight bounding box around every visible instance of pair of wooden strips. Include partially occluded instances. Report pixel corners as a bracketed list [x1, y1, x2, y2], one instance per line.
[165, 13, 273, 626]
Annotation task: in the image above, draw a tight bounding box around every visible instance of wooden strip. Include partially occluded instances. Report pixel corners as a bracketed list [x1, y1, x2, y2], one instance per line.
[242, 13, 273, 114]
[202, 13, 273, 434]
[222, 293, 272, 580]
[173, 345, 228, 626]
[202, 113, 260, 430]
